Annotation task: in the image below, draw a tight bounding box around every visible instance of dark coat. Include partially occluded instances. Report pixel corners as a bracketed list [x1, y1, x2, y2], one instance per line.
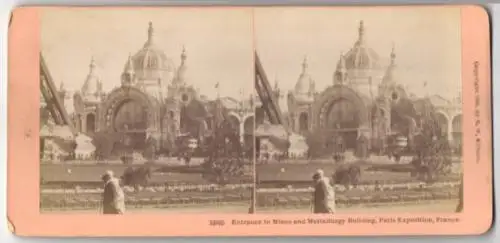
[102, 178, 125, 214]
[313, 178, 335, 214]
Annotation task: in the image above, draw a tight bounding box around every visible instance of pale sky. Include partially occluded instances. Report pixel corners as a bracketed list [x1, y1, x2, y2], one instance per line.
[254, 7, 462, 111]
[41, 7, 255, 104]
[42, 7, 462, 115]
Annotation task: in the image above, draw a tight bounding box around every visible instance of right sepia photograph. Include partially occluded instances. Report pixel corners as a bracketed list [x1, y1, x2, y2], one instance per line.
[253, 7, 463, 214]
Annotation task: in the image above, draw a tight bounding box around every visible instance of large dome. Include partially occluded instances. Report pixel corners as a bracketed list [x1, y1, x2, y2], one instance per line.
[132, 22, 176, 82]
[344, 21, 381, 71]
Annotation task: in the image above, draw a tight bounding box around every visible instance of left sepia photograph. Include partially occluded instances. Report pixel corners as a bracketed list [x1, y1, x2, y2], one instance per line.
[39, 8, 256, 214]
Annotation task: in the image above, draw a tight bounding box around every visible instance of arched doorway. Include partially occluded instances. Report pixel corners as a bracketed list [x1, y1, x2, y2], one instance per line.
[86, 113, 96, 133]
[299, 112, 308, 132]
[227, 114, 240, 135]
[435, 112, 449, 139]
[325, 98, 360, 150]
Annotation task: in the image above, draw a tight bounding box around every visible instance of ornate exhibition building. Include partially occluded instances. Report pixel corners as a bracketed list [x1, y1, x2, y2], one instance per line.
[285, 21, 462, 152]
[70, 22, 255, 154]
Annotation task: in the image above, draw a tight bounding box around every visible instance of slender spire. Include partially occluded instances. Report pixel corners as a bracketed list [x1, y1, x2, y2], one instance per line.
[337, 52, 346, 72]
[124, 53, 134, 73]
[334, 53, 348, 85]
[146, 21, 154, 46]
[302, 56, 308, 73]
[358, 20, 365, 43]
[89, 56, 96, 73]
[181, 45, 187, 65]
[390, 43, 396, 66]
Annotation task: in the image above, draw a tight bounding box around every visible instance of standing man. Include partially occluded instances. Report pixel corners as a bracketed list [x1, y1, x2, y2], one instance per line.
[101, 170, 125, 214]
[312, 169, 336, 214]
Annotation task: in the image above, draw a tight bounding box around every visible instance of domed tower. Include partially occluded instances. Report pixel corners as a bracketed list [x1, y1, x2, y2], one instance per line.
[131, 22, 176, 98]
[344, 20, 382, 97]
[73, 56, 103, 135]
[172, 46, 188, 87]
[333, 53, 348, 86]
[372, 45, 409, 151]
[168, 46, 198, 106]
[378, 45, 407, 104]
[287, 57, 316, 134]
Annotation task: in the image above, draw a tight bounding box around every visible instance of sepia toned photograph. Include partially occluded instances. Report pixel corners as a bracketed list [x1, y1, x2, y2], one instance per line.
[39, 8, 256, 214]
[253, 8, 464, 214]
[7, 5, 492, 236]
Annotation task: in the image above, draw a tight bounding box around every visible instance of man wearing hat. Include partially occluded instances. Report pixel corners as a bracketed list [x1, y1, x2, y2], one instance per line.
[101, 170, 125, 214]
[312, 169, 336, 214]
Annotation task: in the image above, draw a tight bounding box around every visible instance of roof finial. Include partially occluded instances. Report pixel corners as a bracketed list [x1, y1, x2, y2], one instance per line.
[302, 56, 308, 72]
[125, 52, 134, 72]
[358, 20, 365, 42]
[338, 52, 346, 71]
[390, 42, 396, 65]
[147, 21, 154, 44]
[89, 56, 96, 72]
[181, 45, 187, 64]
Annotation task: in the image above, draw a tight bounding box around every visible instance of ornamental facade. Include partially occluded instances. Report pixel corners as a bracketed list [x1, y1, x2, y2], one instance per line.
[286, 21, 462, 152]
[71, 22, 254, 154]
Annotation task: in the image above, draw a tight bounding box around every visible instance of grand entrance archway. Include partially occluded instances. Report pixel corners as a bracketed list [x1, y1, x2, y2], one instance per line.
[312, 86, 369, 151]
[98, 87, 159, 154]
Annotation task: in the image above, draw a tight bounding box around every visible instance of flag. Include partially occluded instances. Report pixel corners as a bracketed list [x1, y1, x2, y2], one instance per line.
[423, 81, 428, 87]
[215, 82, 219, 89]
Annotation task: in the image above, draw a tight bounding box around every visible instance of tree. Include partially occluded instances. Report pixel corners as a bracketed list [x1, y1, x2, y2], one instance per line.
[410, 99, 453, 182]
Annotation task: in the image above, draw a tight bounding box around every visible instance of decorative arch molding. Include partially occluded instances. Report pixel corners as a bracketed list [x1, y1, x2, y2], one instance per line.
[227, 112, 241, 123]
[435, 110, 450, 124]
[242, 113, 254, 123]
[312, 85, 369, 129]
[98, 86, 160, 132]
